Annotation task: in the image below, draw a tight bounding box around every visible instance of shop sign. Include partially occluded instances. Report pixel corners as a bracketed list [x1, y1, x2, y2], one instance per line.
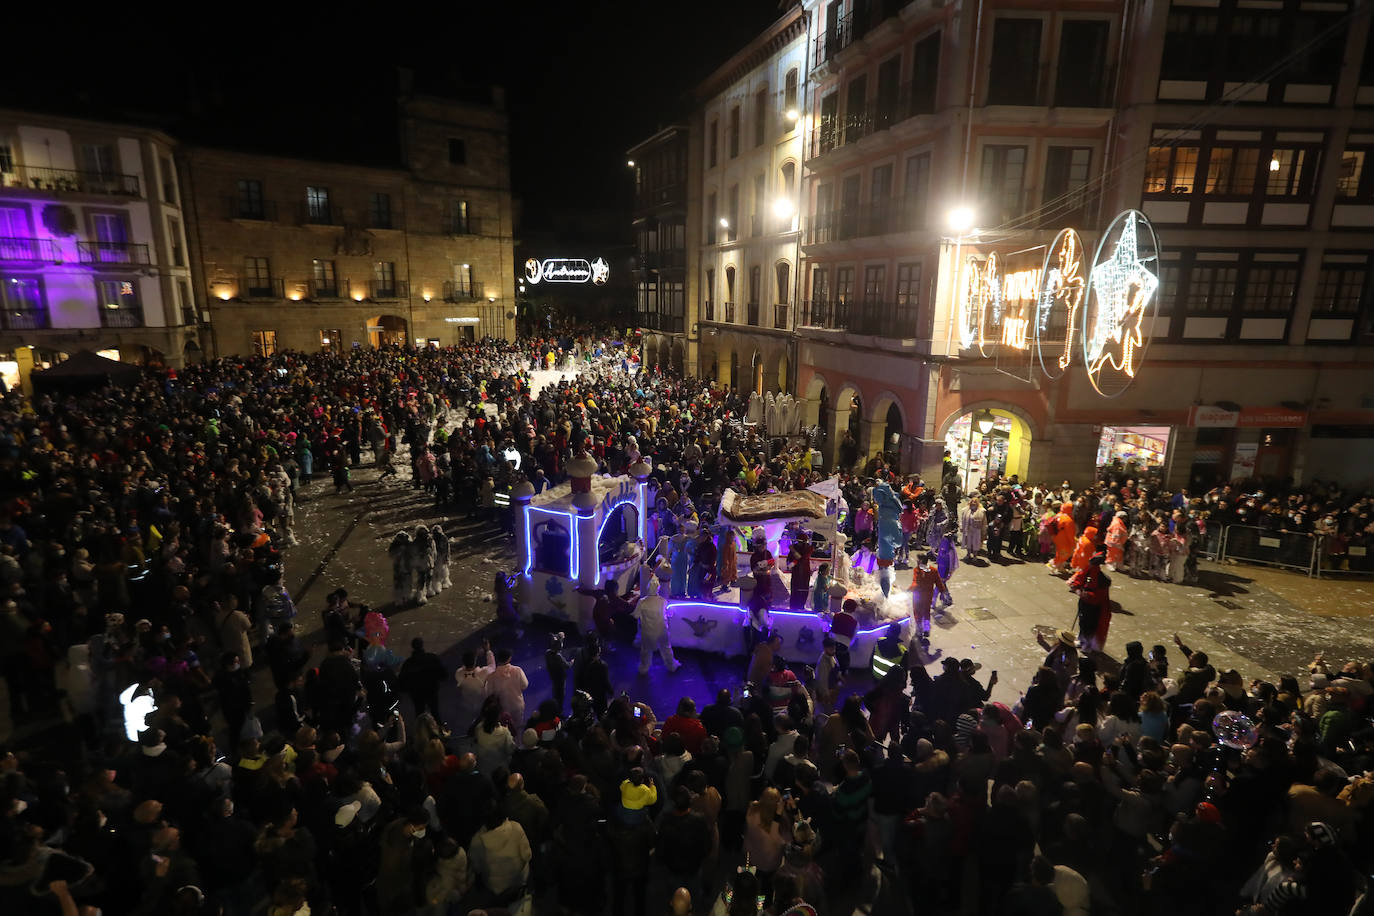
[525, 257, 610, 285]
[1230, 441, 1258, 479]
[1187, 405, 1240, 427]
[1187, 406, 1309, 428]
[1083, 210, 1161, 398]
[1238, 407, 1307, 428]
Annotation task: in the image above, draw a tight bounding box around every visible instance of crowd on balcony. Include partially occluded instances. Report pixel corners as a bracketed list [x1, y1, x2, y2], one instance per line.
[0, 331, 1371, 915]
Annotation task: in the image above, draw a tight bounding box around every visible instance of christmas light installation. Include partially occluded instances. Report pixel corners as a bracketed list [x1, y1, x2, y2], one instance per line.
[1082, 210, 1160, 398]
[524, 258, 609, 285]
[1034, 228, 1086, 381]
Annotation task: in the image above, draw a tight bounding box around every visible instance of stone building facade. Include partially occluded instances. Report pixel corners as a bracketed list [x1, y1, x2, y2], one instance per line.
[186, 93, 515, 356]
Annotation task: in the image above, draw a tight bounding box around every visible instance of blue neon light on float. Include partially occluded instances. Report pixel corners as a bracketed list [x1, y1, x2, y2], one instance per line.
[593, 497, 640, 585]
[525, 507, 579, 580]
[662, 601, 910, 637]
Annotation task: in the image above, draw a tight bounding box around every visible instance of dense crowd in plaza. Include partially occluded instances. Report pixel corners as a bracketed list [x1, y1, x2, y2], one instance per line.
[0, 332, 1371, 916]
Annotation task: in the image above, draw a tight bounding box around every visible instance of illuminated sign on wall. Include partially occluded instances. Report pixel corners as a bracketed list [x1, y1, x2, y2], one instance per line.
[955, 211, 1161, 397]
[1082, 210, 1159, 398]
[525, 257, 610, 286]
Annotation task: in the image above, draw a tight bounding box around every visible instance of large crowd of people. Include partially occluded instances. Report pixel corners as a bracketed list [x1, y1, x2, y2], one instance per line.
[0, 332, 1370, 916]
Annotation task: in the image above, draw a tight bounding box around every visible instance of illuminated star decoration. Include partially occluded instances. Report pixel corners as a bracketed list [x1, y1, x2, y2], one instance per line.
[524, 258, 543, 284]
[590, 257, 610, 286]
[1086, 213, 1157, 381]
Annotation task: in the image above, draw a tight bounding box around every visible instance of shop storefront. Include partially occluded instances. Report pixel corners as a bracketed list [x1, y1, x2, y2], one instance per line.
[1096, 425, 1172, 477]
[943, 407, 1034, 490]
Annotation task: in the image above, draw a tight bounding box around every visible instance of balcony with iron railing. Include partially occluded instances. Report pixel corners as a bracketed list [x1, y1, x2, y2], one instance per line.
[367, 279, 409, 300]
[308, 278, 341, 299]
[639, 249, 686, 271]
[77, 241, 151, 266]
[705, 300, 715, 322]
[641, 312, 685, 333]
[635, 182, 686, 211]
[443, 280, 485, 302]
[241, 277, 285, 300]
[800, 298, 918, 339]
[747, 302, 760, 326]
[805, 199, 923, 245]
[224, 196, 279, 221]
[297, 202, 343, 226]
[774, 304, 789, 329]
[0, 164, 140, 197]
[723, 301, 736, 323]
[0, 237, 61, 262]
[441, 215, 486, 236]
[99, 307, 144, 328]
[1, 308, 46, 330]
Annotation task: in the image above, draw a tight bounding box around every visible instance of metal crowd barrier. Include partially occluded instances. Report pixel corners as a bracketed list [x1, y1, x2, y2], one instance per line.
[1218, 524, 1320, 577]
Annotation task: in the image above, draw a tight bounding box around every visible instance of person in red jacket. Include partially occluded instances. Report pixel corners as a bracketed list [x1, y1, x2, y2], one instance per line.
[1068, 555, 1111, 651]
[661, 696, 707, 755]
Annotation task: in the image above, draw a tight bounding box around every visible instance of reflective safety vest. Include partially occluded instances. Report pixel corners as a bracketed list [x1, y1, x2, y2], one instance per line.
[870, 642, 906, 680]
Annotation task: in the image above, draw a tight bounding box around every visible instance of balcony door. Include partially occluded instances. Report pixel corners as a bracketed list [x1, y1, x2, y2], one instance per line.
[90, 212, 130, 263]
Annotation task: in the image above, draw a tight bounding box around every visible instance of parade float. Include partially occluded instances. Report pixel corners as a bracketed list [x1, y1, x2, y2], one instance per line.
[510, 456, 909, 668]
[511, 455, 652, 629]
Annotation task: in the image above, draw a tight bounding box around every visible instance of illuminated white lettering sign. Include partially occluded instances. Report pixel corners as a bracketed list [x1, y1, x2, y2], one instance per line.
[1082, 210, 1160, 398]
[524, 257, 610, 286]
[955, 212, 1161, 397]
[120, 683, 157, 741]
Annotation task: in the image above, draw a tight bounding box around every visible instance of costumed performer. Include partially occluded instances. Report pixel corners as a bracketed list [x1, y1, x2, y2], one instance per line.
[870, 479, 904, 597]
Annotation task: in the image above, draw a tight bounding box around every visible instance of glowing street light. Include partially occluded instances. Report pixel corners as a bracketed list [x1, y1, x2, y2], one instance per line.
[1269, 157, 1281, 172]
[785, 109, 799, 122]
[627, 159, 636, 167]
[948, 207, 976, 234]
[975, 409, 996, 434]
[771, 198, 794, 219]
[719, 217, 729, 228]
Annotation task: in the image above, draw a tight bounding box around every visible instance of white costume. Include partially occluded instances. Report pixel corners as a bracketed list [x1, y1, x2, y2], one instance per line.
[410, 526, 437, 602]
[634, 575, 679, 675]
[431, 524, 451, 592]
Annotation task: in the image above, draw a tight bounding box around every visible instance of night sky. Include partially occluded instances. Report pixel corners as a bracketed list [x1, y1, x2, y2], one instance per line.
[4, 1, 784, 238]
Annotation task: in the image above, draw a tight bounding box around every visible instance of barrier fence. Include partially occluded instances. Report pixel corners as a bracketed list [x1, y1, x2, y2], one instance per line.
[1209, 524, 1374, 578]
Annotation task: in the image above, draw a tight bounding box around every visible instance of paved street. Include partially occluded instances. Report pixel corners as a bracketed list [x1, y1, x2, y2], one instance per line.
[261, 459, 1374, 727]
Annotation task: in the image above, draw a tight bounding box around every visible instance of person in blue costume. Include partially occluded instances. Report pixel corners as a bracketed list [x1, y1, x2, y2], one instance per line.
[869, 479, 904, 597]
[669, 526, 693, 598]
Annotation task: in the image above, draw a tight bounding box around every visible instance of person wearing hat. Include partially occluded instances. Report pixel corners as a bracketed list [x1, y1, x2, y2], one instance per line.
[1067, 553, 1111, 652]
[633, 575, 680, 676]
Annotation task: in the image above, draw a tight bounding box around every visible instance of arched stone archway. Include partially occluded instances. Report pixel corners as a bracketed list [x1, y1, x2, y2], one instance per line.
[368, 314, 408, 348]
[937, 402, 1038, 491]
[671, 340, 685, 376]
[644, 338, 659, 370]
[698, 348, 718, 382]
[864, 391, 905, 464]
[751, 350, 765, 395]
[831, 384, 863, 470]
[776, 352, 790, 394]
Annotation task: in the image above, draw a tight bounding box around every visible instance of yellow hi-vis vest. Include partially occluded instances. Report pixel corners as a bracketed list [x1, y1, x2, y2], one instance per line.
[871, 642, 906, 680]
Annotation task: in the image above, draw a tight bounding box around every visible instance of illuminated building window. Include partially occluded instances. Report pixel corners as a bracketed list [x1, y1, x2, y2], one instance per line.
[0, 274, 46, 330]
[97, 278, 143, 327]
[319, 329, 341, 351]
[1265, 148, 1317, 198]
[312, 259, 337, 297]
[1204, 147, 1259, 196]
[1335, 150, 1366, 198]
[252, 330, 278, 357]
[305, 186, 331, 223]
[1143, 146, 1199, 195]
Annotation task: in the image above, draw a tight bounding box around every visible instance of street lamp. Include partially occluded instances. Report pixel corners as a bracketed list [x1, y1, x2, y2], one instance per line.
[627, 159, 636, 168]
[719, 217, 729, 228]
[785, 109, 800, 122]
[771, 198, 793, 219]
[948, 206, 976, 234]
[946, 206, 978, 354]
[963, 409, 998, 493]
